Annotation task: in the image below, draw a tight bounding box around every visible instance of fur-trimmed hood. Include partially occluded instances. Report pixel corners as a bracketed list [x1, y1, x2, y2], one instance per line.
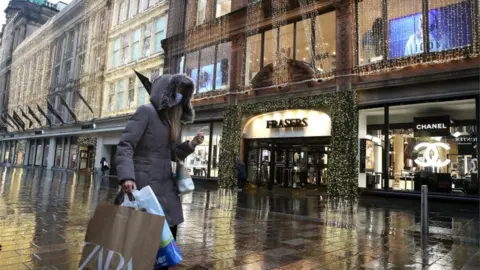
[134, 71, 195, 123]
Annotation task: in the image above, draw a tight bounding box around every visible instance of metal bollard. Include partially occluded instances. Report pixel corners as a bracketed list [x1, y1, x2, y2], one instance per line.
[421, 185, 429, 248]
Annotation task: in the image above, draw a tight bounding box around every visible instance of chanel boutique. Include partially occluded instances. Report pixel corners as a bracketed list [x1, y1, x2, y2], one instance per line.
[243, 109, 331, 189]
[358, 97, 479, 197]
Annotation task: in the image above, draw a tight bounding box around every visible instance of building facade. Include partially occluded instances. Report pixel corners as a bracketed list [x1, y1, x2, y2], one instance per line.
[0, 0, 112, 172]
[96, 0, 169, 175]
[161, 0, 480, 198]
[0, 0, 59, 115]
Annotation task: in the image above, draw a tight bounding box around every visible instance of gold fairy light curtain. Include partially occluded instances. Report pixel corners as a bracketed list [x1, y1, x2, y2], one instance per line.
[356, 0, 476, 74]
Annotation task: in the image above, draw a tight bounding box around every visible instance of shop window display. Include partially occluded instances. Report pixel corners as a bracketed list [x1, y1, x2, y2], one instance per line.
[244, 34, 261, 85]
[35, 140, 43, 166]
[357, 0, 473, 64]
[55, 138, 63, 167]
[359, 99, 478, 196]
[69, 137, 78, 169]
[209, 122, 222, 177]
[182, 124, 210, 177]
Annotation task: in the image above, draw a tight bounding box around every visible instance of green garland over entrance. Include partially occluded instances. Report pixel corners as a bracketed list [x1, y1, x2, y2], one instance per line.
[218, 91, 359, 199]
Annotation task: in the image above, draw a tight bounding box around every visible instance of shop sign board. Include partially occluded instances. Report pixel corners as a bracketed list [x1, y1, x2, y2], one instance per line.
[414, 116, 450, 137]
[243, 110, 331, 139]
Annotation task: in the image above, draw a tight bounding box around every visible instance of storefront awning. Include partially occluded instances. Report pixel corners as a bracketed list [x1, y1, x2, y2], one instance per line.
[20, 108, 33, 128]
[75, 89, 94, 114]
[12, 111, 25, 130]
[37, 104, 52, 127]
[59, 95, 78, 123]
[134, 70, 152, 95]
[28, 105, 43, 127]
[46, 100, 64, 125]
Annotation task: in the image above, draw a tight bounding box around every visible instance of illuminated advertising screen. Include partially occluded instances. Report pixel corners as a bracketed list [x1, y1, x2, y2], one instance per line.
[389, 1, 472, 59]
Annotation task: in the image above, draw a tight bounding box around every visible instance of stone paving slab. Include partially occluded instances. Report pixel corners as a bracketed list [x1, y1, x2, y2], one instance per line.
[0, 168, 479, 269]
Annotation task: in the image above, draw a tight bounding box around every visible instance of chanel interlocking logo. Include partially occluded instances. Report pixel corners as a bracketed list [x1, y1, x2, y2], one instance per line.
[414, 142, 451, 168]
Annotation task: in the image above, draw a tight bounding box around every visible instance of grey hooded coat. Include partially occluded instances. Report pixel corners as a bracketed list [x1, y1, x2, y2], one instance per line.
[115, 74, 196, 227]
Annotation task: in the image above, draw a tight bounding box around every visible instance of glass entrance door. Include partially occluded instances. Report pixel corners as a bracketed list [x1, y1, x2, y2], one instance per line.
[245, 137, 330, 189]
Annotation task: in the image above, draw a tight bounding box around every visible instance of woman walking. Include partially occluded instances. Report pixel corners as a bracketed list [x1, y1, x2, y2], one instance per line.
[115, 73, 203, 270]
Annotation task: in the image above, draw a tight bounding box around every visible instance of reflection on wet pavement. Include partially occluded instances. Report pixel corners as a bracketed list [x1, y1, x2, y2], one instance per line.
[0, 167, 479, 269]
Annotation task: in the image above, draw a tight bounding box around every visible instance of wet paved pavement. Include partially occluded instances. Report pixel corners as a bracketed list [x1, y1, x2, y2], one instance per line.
[0, 167, 479, 270]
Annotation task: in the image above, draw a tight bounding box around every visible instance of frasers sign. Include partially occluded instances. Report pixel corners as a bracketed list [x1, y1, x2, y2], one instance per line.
[243, 110, 331, 139]
[266, 118, 308, 129]
[414, 116, 451, 137]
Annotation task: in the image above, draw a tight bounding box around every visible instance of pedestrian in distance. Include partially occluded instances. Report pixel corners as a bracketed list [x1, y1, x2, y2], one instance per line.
[115, 73, 204, 270]
[100, 157, 109, 176]
[236, 159, 247, 191]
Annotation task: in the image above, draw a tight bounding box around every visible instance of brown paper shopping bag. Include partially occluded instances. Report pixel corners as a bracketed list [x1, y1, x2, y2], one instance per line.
[78, 203, 165, 270]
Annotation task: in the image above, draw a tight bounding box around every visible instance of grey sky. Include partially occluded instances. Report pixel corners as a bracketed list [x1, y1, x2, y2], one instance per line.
[0, 0, 73, 28]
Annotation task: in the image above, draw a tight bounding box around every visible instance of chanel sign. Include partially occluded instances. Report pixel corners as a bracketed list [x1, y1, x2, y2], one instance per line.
[414, 116, 450, 137]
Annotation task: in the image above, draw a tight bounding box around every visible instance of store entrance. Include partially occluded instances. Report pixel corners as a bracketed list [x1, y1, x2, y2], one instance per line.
[245, 137, 330, 189]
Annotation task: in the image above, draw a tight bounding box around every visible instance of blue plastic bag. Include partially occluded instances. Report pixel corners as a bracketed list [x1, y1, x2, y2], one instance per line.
[122, 186, 182, 268]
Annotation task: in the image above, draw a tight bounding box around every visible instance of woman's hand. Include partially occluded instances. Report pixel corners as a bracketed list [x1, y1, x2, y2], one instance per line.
[191, 132, 205, 147]
[122, 180, 136, 193]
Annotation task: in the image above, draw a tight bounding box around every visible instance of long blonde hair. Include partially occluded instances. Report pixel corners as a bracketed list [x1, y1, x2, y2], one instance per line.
[159, 104, 183, 142]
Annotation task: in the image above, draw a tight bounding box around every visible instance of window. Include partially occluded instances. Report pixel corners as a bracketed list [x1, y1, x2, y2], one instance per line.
[296, 19, 313, 64]
[54, 38, 64, 64]
[184, 42, 231, 93]
[66, 31, 75, 57]
[210, 122, 222, 177]
[216, 42, 231, 89]
[139, 0, 148, 12]
[216, 0, 231, 18]
[199, 45, 215, 93]
[427, 0, 472, 52]
[69, 137, 78, 169]
[244, 12, 337, 85]
[182, 124, 211, 177]
[149, 0, 158, 7]
[64, 61, 72, 82]
[244, 34, 261, 85]
[143, 23, 152, 57]
[197, 0, 207, 25]
[108, 83, 115, 112]
[77, 54, 85, 76]
[138, 84, 147, 106]
[118, 1, 126, 24]
[128, 77, 135, 107]
[185, 51, 199, 89]
[117, 80, 125, 110]
[129, 0, 139, 18]
[131, 29, 141, 61]
[62, 137, 70, 168]
[121, 34, 129, 65]
[99, 11, 105, 34]
[263, 30, 274, 67]
[112, 38, 121, 67]
[357, 0, 473, 64]
[315, 12, 336, 72]
[154, 17, 166, 53]
[358, 99, 478, 196]
[55, 138, 63, 167]
[53, 66, 61, 86]
[150, 69, 160, 81]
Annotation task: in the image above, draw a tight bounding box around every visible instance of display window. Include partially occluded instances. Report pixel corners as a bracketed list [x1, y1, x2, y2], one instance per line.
[357, 0, 473, 65]
[359, 98, 478, 196]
